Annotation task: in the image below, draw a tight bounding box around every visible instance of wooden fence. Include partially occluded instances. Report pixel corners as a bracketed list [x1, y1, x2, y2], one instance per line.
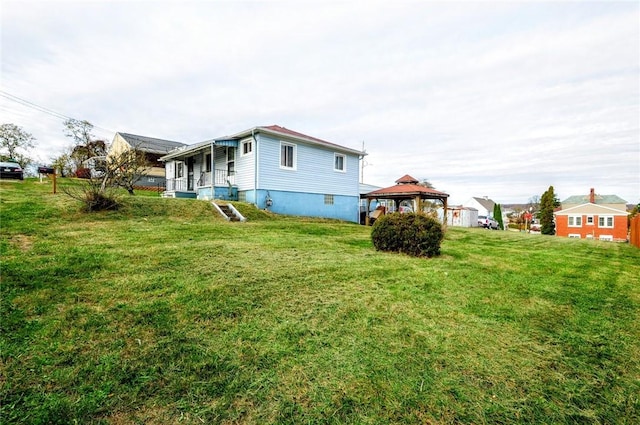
[630, 214, 640, 248]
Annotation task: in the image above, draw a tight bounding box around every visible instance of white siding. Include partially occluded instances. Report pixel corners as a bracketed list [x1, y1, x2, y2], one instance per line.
[235, 137, 255, 190]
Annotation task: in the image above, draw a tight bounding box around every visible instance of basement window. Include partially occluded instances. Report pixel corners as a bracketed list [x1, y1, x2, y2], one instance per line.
[324, 194, 334, 205]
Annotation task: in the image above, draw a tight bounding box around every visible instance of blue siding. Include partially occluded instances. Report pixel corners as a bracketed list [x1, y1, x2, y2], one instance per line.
[253, 189, 359, 222]
[256, 134, 360, 197]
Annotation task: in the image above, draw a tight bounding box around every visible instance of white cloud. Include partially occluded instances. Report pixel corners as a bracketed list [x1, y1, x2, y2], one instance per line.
[1, 1, 638, 204]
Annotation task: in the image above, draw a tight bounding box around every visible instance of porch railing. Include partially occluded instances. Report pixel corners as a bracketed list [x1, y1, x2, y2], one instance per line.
[166, 170, 235, 192]
[165, 177, 187, 192]
[197, 169, 235, 187]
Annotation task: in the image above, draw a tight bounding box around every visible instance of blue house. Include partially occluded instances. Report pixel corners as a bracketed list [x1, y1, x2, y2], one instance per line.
[159, 125, 366, 222]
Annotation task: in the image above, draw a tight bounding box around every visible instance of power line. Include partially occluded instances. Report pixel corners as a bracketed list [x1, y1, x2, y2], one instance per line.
[0, 90, 116, 135]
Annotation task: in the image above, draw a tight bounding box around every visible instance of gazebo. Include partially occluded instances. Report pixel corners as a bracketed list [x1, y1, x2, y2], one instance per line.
[362, 174, 449, 226]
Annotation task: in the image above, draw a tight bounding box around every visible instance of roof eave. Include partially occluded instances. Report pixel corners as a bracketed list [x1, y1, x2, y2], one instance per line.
[241, 126, 365, 156]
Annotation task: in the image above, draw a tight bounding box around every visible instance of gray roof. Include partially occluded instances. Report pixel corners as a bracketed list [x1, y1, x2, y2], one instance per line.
[472, 197, 496, 211]
[118, 132, 187, 154]
[562, 193, 628, 205]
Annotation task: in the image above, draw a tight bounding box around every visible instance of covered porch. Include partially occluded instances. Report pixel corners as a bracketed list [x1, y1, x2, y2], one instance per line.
[160, 138, 239, 200]
[361, 174, 449, 226]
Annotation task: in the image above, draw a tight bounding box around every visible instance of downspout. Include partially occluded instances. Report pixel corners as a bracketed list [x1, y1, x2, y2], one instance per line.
[252, 128, 258, 207]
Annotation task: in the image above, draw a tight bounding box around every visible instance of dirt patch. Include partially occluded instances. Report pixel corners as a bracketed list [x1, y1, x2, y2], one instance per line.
[11, 234, 34, 252]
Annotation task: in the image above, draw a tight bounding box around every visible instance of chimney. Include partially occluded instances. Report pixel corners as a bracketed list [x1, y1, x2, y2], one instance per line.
[589, 188, 595, 204]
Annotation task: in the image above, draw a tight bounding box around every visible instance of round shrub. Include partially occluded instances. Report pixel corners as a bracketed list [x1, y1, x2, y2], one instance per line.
[371, 212, 444, 258]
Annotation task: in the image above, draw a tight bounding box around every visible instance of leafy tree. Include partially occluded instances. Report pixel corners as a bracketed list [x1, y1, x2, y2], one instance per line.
[62, 119, 108, 173]
[540, 185, 560, 235]
[493, 203, 505, 230]
[63, 118, 94, 146]
[50, 147, 75, 177]
[0, 123, 35, 167]
[418, 179, 435, 189]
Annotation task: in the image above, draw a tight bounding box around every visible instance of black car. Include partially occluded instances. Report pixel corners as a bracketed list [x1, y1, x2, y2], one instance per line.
[0, 161, 24, 180]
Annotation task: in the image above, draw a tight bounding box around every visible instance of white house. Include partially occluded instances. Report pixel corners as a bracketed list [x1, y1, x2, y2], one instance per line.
[464, 196, 496, 218]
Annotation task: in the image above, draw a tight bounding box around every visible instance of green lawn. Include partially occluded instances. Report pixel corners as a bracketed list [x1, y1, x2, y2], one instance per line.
[2, 179, 639, 424]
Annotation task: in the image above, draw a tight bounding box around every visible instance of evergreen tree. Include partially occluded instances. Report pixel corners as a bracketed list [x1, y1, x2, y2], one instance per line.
[540, 186, 559, 235]
[493, 203, 505, 230]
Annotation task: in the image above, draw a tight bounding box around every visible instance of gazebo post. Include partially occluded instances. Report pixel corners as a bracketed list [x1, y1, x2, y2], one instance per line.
[442, 197, 448, 226]
[365, 198, 371, 226]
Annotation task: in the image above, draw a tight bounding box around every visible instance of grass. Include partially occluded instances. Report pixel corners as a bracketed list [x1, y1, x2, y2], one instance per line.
[1, 178, 639, 424]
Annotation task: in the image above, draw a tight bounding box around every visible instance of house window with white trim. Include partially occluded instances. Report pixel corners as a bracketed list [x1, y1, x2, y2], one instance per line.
[242, 140, 253, 156]
[568, 234, 581, 238]
[334, 153, 346, 172]
[176, 162, 184, 178]
[280, 142, 296, 169]
[586, 216, 594, 225]
[324, 194, 334, 205]
[599, 235, 613, 241]
[568, 215, 582, 227]
[598, 216, 613, 228]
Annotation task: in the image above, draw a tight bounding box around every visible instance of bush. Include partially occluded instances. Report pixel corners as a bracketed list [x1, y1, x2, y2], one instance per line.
[371, 212, 444, 258]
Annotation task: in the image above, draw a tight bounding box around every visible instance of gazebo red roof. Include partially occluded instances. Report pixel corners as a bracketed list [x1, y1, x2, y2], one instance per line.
[395, 174, 420, 184]
[365, 174, 449, 198]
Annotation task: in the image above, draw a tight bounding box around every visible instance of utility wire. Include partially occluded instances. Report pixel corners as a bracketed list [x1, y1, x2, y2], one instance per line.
[0, 90, 116, 135]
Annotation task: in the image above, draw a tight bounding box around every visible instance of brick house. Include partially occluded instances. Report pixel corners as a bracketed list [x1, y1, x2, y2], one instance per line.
[554, 188, 628, 241]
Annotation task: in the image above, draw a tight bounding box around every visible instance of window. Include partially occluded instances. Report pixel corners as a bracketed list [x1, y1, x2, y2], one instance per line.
[568, 234, 581, 238]
[147, 177, 155, 183]
[176, 162, 184, 178]
[227, 148, 235, 175]
[205, 154, 212, 172]
[242, 140, 253, 156]
[280, 142, 296, 169]
[568, 215, 582, 227]
[599, 235, 613, 241]
[324, 194, 334, 205]
[586, 216, 594, 225]
[598, 216, 613, 228]
[334, 153, 346, 172]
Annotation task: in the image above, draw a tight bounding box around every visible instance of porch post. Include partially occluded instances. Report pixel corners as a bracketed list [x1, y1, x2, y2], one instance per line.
[210, 142, 214, 200]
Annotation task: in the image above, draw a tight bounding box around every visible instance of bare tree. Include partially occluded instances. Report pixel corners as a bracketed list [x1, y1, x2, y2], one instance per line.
[63, 145, 150, 211]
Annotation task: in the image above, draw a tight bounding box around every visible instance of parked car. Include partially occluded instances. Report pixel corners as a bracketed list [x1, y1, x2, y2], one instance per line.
[0, 161, 24, 180]
[478, 215, 499, 229]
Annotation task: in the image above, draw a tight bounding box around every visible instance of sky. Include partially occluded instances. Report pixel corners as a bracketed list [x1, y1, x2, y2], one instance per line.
[1, 0, 639, 206]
